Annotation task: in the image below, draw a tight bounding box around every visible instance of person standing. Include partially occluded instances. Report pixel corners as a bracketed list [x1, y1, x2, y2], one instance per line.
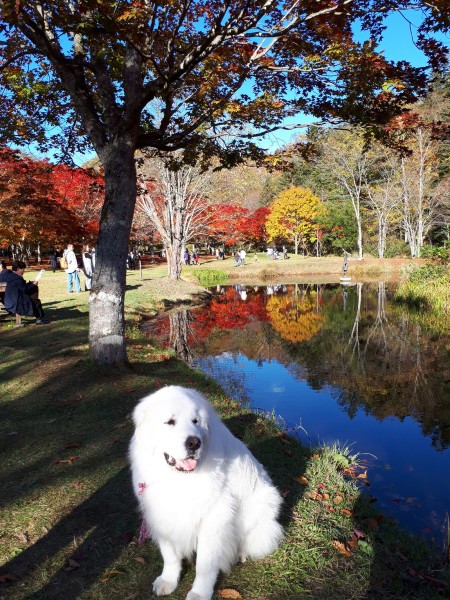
[63, 244, 81, 293]
[49, 248, 59, 272]
[81, 244, 93, 291]
[239, 248, 246, 265]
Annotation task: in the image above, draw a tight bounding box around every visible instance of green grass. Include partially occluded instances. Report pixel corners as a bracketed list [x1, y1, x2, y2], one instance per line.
[185, 266, 229, 286]
[0, 266, 448, 599]
[394, 264, 450, 333]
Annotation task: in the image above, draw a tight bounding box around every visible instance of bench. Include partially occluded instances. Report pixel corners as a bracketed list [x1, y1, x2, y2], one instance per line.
[0, 282, 23, 327]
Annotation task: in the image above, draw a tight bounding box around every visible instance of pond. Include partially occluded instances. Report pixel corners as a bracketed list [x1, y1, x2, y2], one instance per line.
[143, 282, 450, 541]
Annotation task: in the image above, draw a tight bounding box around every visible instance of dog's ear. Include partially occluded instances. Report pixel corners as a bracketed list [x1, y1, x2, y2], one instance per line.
[132, 396, 153, 428]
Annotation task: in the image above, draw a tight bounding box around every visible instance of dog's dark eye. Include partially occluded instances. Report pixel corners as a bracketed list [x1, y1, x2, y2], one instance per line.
[166, 418, 176, 426]
[192, 418, 198, 424]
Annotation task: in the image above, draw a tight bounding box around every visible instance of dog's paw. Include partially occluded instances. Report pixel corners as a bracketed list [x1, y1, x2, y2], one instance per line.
[153, 576, 177, 596]
[186, 592, 207, 600]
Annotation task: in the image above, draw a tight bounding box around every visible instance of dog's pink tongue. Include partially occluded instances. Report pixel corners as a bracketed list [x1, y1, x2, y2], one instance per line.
[176, 458, 197, 471]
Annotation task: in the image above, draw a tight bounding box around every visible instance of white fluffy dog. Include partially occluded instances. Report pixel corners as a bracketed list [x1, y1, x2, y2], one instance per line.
[129, 386, 283, 600]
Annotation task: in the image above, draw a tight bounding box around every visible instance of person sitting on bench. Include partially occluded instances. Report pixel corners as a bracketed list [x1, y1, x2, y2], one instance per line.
[0, 261, 49, 324]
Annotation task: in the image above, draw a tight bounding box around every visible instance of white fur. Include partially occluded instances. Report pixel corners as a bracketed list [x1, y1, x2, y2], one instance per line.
[129, 386, 283, 600]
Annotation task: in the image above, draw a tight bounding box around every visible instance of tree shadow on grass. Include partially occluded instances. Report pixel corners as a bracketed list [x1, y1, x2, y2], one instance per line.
[2, 469, 139, 600]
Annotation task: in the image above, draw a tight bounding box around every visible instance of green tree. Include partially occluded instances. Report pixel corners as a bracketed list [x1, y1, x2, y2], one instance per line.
[266, 186, 324, 254]
[0, 2, 448, 365]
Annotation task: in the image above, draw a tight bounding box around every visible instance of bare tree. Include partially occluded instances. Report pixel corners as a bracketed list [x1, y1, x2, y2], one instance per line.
[399, 127, 443, 258]
[320, 130, 372, 259]
[365, 149, 401, 258]
[138, 162, 212, 279]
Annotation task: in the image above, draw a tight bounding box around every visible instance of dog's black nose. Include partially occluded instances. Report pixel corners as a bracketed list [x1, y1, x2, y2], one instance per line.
[185, 436, 201, 452]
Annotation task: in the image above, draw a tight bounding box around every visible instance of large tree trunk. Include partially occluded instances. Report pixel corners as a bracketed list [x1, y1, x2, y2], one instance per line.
[166, 242, 183, 280]
[89, 142, 137, 365]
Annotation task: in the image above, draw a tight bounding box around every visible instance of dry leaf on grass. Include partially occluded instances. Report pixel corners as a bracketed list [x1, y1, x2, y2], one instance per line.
[294, 475, 309, 485]
[218, 589, 243, 599]
[331, 540, 353, 557]
[101, 569, 124, 583]
[65, 559, 80, 571]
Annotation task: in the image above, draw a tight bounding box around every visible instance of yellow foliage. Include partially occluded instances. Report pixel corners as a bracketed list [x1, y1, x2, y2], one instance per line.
[266, 186, 325, 250]
[267, 294, 324, 343]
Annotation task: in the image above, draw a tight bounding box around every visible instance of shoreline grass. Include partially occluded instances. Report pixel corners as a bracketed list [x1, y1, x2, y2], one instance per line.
[0, 262, 448, 599]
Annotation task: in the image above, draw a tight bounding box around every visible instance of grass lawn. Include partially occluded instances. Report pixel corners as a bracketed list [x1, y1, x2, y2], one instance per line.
[0, 259, 448, 599]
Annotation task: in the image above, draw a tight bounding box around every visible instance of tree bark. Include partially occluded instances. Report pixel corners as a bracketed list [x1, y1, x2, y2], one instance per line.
[166, 244, 182, 280]
[88, 141, 137, 366]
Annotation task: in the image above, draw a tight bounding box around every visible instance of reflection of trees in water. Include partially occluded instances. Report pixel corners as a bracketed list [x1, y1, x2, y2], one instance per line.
[347, 282, 363, 370]
[267, 287, 324, 343]
[146, 283, 450, 449]
[290, 283, 450, 449]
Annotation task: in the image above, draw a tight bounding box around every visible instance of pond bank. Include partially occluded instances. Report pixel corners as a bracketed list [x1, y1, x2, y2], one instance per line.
[183, 254, 426, 286]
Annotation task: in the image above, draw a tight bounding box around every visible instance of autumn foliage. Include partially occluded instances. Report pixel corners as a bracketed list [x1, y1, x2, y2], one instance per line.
[266, 187, 325, 254]
[0, 148, 104, 255]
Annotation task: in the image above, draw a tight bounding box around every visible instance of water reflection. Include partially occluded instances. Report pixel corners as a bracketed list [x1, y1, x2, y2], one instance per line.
[143, 283, 450, 538]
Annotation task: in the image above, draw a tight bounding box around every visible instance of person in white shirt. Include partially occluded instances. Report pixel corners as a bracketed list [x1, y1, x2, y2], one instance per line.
[63, 243, 81, 293]
[239, 249, 246, 265]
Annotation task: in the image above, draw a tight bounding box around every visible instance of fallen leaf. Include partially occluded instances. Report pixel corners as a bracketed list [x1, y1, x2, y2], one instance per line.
[16, 531, 31, 544]
[365, 517, 380, 531]
[114, 422, 127, 429]
[7, 431, 19, 436]
[353, 528, 366, 540]
[294, 475, 309, 485]
[134, 557, 146, 564]
[69, 482, 83, 490]
[53, 456, 78, 465]
[0, 573, 18, 583]
[101, 569, 124, 583]
[279, 437, 291, 445]
[65, 559, 80, 571]
[218, 589, 243, 599]
[331, 540, 352, 557]
[340, 508, 353, 517]
[64, 442, 81, 449]
[357, 470, 368, 480]
[333, 495, 343, 504]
